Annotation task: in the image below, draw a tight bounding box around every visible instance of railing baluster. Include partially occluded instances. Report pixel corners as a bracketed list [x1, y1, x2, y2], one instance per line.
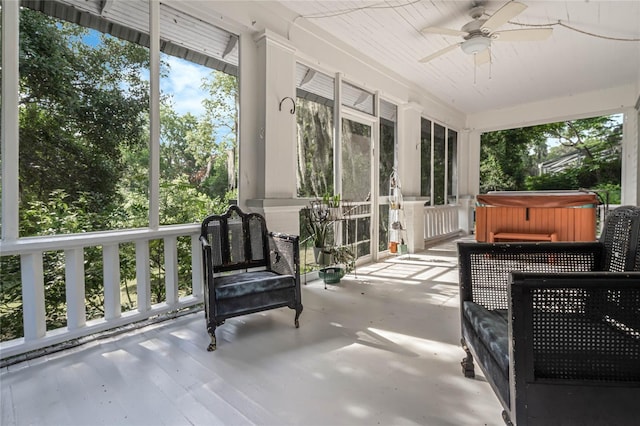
[191, 234, 203, 298]
[424, 205, 460, 242]
[164, 236, 178, 306]
[103, 243, 121, 320]
[65, 248, 86, 330]
[21, 252, 46, 341]
[135, 240, 151, 312]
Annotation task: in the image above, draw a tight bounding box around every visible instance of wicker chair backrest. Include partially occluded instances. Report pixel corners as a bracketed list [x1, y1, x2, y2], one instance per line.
[598, 206, 640, 272]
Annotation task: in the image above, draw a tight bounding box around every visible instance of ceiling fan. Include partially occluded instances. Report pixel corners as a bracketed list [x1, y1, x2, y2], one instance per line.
[419, 1, 553, 65]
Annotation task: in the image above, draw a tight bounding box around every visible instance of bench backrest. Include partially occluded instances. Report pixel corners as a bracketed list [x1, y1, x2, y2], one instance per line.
[599, 206, 640, 272]
[201, 206, 270, 273]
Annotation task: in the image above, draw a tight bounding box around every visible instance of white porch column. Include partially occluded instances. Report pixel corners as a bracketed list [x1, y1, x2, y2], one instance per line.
[1, 0, 20, 241]
[458, 130, 481, 234]
[621, 106, 640, 205]
[254, 30, 297, 199]
[244, 30, 300, 233]
[397, 102, 423, 197]
[397, 102, 424, 252]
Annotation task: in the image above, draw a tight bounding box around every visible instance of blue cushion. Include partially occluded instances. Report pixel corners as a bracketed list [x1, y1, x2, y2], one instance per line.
[215, 270, 295, 299]
[463, 301, 510, 376]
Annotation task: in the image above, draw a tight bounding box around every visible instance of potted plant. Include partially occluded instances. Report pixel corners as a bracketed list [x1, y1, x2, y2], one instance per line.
[304, 199, 333, 265]
[319, 244, 355, 284]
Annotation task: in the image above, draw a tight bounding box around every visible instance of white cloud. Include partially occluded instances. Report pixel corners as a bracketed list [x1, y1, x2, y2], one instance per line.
[161, 55, 211, 116]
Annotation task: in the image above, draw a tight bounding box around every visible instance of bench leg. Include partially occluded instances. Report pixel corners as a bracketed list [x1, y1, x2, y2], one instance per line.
[501, 410, 513, 426]
[460, 338, 475, 378]
[207, 326, 217, 352]
[294, 305, 303, 328]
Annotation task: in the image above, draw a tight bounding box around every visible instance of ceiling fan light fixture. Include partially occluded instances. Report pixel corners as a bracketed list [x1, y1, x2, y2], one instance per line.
[461, 37, 491, 55]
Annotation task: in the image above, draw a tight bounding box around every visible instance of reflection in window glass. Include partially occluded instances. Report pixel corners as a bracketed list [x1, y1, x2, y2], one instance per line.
[379, 204, 390, 252]
[342, 118, 372, 202]
[379, 99, 397, 251]
[448, 130, 458, 203]
[379, 100, 397, 194]
[434, 124, 446, 205]
[421, 118, 432, 200]
[296, 63, 335, 197]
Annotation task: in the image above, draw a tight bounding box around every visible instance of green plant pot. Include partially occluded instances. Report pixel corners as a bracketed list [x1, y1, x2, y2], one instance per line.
[319, 267, 345, 284]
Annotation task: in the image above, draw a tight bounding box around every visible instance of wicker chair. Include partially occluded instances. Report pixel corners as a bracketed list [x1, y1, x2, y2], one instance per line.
[457, 205, 640, 425]
[200, 206, 303, 351]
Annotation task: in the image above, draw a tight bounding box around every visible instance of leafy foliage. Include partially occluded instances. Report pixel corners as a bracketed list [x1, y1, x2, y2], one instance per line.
[480, 116, 621, 201]
[18, 9, 149, 216]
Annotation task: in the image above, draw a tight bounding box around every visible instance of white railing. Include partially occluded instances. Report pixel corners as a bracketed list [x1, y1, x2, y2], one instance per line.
[0, 224, 203, 360]
[424, 205, 460, 241]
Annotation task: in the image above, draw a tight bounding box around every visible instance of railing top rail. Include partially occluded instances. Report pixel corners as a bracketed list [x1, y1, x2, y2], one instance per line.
[0, 223, 200, 256]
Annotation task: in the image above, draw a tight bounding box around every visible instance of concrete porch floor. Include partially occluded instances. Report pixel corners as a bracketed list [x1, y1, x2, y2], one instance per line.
[1, 237, 504, 426]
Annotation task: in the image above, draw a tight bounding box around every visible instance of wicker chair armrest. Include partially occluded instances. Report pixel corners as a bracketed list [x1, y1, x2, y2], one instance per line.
[458, 241, 604, 310]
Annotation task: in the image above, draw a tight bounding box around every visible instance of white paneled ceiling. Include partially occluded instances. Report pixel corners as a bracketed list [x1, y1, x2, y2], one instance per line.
[278, 1, 640, 114]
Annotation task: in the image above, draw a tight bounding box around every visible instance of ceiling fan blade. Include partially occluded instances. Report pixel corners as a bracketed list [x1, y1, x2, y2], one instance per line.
[419, 43, 461, 63]
[421, 26, 467, 37]
[493, 28, 553, 42]
[482, 1, 527, 33]
[474, 49, 491, 66]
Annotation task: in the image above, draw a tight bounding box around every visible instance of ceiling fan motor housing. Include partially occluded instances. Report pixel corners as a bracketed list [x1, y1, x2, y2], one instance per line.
[461, 19, 491, 54]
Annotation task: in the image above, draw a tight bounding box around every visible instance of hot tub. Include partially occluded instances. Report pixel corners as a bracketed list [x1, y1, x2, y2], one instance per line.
[475, 190, 598, 242]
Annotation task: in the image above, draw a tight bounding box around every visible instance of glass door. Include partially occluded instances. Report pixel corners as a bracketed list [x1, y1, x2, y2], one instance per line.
[341, 114, 374, 261]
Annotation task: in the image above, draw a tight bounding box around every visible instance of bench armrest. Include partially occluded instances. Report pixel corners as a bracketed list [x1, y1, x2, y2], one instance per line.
[509, 271, 640, 382]
[199, 234, 210, 249]
[458, 242, 604, 310]
[268, 232, 300, 279]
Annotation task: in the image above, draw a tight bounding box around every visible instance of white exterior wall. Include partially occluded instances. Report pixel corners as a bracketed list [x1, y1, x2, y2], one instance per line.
[397, 103, 423, 197]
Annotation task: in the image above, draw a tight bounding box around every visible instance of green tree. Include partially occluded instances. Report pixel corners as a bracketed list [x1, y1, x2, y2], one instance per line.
[18, 9, 149, 219]
[480, 127, 547, 192]
[480, 116, 622, 201]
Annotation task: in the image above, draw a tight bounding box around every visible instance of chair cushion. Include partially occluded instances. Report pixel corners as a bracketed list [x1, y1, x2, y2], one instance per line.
[215, 270, 295, 299]
[463, 301, 510, 376]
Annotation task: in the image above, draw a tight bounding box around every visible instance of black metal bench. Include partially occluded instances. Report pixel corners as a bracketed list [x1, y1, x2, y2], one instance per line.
[200, 206, 303, 351]
[458, 205, 640, 425]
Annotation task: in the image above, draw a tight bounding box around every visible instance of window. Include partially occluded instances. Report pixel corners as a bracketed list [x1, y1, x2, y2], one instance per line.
[448, 130, 458, 203]
[18, 0, 240, 234]
[157, 3, 239, 225]
[17, 6, 151, 235]
[379, 100, 397, 251]
[296, 63, 335, 198]
[421, 118, 458, 205]
[433, 123, 446, 205]
[420, 118, 432, 199]
[379, 100, 397, 193]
